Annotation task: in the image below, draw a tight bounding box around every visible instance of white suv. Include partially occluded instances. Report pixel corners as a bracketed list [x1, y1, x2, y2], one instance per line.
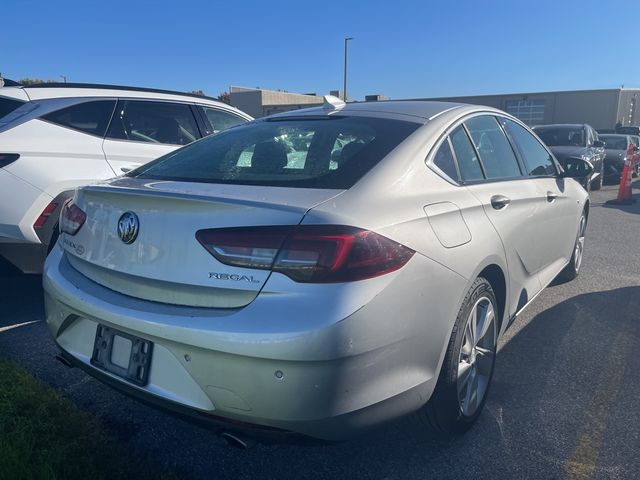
[0, 80, 252, 273]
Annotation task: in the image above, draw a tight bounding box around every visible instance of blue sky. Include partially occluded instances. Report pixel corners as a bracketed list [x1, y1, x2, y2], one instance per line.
[3, 0, 639, 100]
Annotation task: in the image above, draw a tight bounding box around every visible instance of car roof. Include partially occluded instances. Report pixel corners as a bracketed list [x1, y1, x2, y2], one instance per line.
[1, 82, 250, 118]
[267, 100, 478, 123]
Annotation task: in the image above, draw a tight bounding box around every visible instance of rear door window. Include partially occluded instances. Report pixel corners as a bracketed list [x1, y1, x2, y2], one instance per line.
[41, 100, 116, 136]
[106, 100, 200, 145]
[503, 119, 557, 176]
[0, 97, 25, 120]
[132, 116, 420, 189]
[450, 126, 484, 182]
[464, 116, 522, 179]
[199, 106, 246, 135]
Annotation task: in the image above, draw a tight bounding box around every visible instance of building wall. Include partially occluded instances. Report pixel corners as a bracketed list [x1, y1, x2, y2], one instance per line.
[229, 86, 323, 118]
[228, 90, 264, 118]
[417, 89, 640, 131]
[618, 90, 640, 126]
[550, 90, 619, 129]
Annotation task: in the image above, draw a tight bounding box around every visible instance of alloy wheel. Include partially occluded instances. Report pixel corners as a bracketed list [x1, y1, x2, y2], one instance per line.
[457, 296, 496, 417]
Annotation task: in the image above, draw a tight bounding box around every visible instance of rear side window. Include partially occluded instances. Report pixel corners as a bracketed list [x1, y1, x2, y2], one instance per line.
[503, 119, 557, 176]
[600, 136, 627, 150]
[617, 126, 640, 135]
[450, 126, 484, 182]
[132, 116, 420, 189]
[0, 97, 25, 119]
[199, 106, 246, 135]
[41, 100, 116, 136]
[534, 126, 585, 147]
[465, 116, 522, 179]
[106, 100, 200, 145]
[432, 139, 459, 181]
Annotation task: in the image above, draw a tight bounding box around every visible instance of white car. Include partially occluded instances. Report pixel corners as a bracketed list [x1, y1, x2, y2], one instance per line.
[0, 80, 251, 273]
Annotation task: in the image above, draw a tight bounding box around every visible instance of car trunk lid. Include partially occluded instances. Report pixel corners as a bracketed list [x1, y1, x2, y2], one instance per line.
[63, 177, 344, 308]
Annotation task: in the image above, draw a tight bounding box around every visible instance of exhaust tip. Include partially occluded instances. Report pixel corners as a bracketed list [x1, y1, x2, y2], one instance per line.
[55, 353, 74, 368]
[219, 431, 253, 450]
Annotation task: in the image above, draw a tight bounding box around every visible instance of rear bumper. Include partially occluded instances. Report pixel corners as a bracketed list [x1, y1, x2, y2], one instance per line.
[43, 245, 466, 440]
[55, 348, 316, 444]
[0, 241, 48, 273]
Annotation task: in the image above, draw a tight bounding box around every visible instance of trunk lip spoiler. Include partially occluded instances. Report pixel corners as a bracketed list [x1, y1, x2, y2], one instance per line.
[80, 183, 347, 215]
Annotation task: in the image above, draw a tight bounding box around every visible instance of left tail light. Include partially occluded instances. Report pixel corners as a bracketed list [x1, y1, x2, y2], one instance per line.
[60, 200, 86, 235]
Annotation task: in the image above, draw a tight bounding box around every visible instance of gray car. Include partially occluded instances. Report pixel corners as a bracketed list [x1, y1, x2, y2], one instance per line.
[599, 134, 635, 183]
[43, 99, 590, 442]
[532, 124, 605, 190]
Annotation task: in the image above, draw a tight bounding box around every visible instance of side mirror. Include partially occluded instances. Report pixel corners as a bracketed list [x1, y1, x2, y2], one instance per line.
[558, 157, 594, 179]
[592, 140, 605, 148]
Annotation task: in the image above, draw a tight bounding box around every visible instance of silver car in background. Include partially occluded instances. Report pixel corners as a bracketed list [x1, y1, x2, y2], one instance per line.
[44, 99, 590, 442]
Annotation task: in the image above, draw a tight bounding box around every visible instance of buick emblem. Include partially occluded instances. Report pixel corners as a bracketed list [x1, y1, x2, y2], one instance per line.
[117, 211, 139, 244]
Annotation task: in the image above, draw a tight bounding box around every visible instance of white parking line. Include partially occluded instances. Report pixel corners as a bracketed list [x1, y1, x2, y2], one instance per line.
[0, 320, 41, 333]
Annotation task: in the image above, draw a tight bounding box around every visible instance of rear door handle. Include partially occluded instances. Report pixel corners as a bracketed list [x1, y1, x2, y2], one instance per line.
[546, 191, 558, 202]
[490, 194, 511, 210]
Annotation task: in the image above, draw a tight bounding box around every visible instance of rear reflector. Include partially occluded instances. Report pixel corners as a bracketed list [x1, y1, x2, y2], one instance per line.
[33, 202, 58, 228]
[60, 200, 86, 236]
[0, 153, 20, 168]
[196, 225, 414, 283]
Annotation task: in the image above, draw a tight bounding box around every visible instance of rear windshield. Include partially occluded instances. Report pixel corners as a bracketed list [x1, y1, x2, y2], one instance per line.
[534, 126, 585, 147]
[0, 96, 25, 119]
[600, 136, 627, 150]
[131, 116, 420, 189]
[616, 126, 640, 135]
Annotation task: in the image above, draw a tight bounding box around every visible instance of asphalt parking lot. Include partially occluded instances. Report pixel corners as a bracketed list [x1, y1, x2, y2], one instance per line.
[1, 184, 639, 480]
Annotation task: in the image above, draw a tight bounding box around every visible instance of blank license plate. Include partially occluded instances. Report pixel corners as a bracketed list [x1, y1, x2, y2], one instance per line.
[91, 324, 153, 386]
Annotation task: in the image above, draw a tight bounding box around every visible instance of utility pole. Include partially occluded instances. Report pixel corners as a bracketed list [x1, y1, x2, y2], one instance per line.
[343, 37, 353, 102]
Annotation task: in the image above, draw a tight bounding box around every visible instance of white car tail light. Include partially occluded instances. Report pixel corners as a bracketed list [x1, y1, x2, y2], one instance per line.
[196, 225, 414, 283]
[33, 201, 58, 228]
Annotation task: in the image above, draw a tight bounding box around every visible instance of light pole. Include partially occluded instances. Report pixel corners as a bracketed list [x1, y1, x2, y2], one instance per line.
[343, 37, 353, 102]
[60, 75, 67, 83]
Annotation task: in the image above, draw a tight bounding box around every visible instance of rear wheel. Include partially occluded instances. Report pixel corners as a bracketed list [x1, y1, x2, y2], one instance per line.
[418, 277, 498, 437]
[557, 212, 586, 282]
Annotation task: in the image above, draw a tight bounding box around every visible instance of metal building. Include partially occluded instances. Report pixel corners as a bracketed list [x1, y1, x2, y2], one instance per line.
[416, 88, 640, 131]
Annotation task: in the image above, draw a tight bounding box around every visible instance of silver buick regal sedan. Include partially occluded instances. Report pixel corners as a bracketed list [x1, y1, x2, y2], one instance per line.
[43, 98, 590, 443]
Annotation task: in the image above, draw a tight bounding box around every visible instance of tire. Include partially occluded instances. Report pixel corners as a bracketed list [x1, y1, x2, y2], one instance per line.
[590, 165, 603, 190]
[557, 212, 586, 282]
[418, 277, 498, 437]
